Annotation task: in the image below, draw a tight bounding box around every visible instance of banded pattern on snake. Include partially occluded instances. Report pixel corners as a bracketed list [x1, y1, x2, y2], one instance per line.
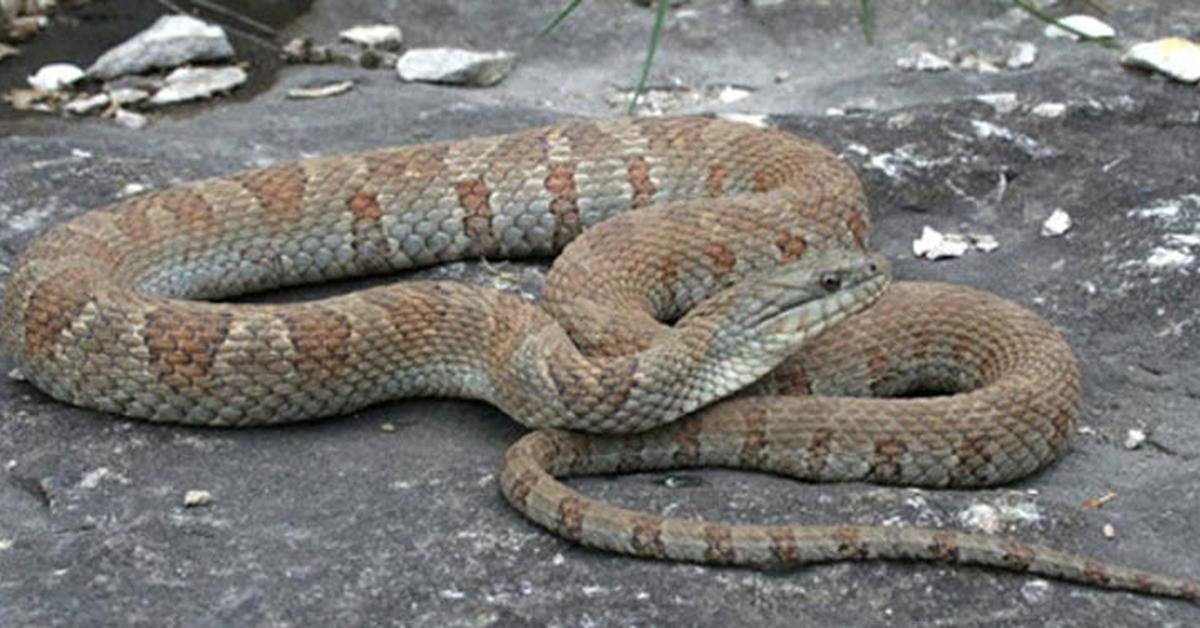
[1, 116, 1195, 601]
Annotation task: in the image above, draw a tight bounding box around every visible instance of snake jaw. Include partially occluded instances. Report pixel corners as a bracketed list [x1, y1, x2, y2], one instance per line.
[750, 251, 891, 341]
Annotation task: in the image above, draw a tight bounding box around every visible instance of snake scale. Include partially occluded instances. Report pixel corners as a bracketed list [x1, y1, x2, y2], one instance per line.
[2, 117, 1195, 601]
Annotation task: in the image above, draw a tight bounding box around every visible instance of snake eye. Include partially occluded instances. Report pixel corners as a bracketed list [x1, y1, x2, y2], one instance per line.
[819, 271, 841, 293]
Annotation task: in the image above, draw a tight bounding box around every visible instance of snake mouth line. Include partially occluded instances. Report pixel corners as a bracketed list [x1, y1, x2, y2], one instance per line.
[750, 268, 891, 338]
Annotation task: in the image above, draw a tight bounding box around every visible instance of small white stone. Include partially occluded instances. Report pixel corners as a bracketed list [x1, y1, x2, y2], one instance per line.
[897, 51, 952, 72]
[339, 24, 403, 50]
[7, 368, 26, 381]
[184, 489, 214, 507]
[1122, 37, 1200, 84]
[396, 48, 516, 87]
[108, 87, 151, 106]
[976, 92, 1019, 115]
[1146, 247, 1194, 269]
[970, 233, 999, 252]
[1031, 102, 1067, 118]
[1020, 579, 1052, 604]
[716, 112, 768, 128]
[1102, 523, 1116, 539]
[120, 182, 147, 196]
[147, 65, 247, 106]
[716, 85, 751, 103]
[1041, 209, 1072, 237]
[1006, 41, 1038, 69]
[913, 226, 969, 260]
[64, 93, 110, 115]
[1124, 429, 1147, 450]
[113, 109, 147, 129]
[27, 62, 84, 91]
[1043, 15, 1115, 41]
[380, 422, 396, 432]
[959, 503, 1001, 534]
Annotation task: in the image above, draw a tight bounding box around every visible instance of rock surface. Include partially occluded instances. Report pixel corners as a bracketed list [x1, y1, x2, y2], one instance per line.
[86, 14, 235, 80]
[1, 1, 1199, 626]
[145, 65, 247, 106]
[396, 47, 516, 86]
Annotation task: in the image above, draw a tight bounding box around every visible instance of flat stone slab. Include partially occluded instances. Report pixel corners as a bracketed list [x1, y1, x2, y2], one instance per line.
[1, 1, 1197, 625]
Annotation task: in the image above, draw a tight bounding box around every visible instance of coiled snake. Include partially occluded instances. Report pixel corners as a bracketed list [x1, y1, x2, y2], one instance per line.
[2, 117, 1195, 601]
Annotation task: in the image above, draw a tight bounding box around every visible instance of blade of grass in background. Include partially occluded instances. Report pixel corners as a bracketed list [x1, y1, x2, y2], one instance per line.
[627, 0, 669, 114]
[859, 0, 875, 45]
[537, 0, 584, 40]
[1011, 0, 1120, 49]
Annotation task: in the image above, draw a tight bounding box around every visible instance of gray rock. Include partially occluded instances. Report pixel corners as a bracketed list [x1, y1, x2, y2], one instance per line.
[87, 14, 235, 80]
[1122, 37, 1200, 83]
[396, 47, 515, 86]
[146, 65, 247, 106]
[338, 24, 403, 50]
[64, 93, 111, 115]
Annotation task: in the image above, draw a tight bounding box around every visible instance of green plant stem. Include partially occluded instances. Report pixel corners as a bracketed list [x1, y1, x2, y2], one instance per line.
[627, 0, 670, 114]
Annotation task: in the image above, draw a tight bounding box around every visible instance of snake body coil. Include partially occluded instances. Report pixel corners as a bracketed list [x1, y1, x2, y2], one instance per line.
[2, 117, 1195, 601]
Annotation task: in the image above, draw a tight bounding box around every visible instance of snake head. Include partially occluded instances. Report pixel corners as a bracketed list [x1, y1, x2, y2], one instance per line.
[675, 250, 891, 402]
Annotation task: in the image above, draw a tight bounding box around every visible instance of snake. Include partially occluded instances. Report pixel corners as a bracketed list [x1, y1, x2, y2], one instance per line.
[1, 116, 1195, 602]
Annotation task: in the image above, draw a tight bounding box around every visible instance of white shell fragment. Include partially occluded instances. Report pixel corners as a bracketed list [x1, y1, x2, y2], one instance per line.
[339, 24, 403, 50]
[396, 48, 516, 87]
[1041, 209, 1072, 237]
[1043, 15, 1115, 41]
[184, 489, 214, 507]
[147, 65, 247, 106]
[1121, 37, 1200, 84]
[27, 63, 84, 91]
[1102, 524, 1116, 539]
[87, 15, 234, 80]
[1124, 429, 1147, 450]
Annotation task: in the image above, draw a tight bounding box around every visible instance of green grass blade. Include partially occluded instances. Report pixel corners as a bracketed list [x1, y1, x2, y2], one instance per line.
[628, 0, 670, 114]
[1011, 0, 1120, 49]
[538, 0, 585, 40]
[859, 0, 875, 45]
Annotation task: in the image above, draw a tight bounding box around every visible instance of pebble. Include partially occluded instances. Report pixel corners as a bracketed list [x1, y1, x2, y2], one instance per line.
[897, 51, 952, 72]
[1031, 102, 1067, 118]
[87, 14, 234, 80]
[7, 368, 25, 382]
[282, 37, 331, 64]
[976, 92, 1019, 115]
[1020, 579, 1052, 604]
[183, 489, 214, 507]
[1102, 524, 1116, 539]
[1124, 429, 1147, 450]
[717, 112, 769, 128]
[147, 66, 247, 106]
[339, 24, 403, 50]
[1006, 41, 1038, 69]
[108, 86, 151, 106]
[64, 93, 110, 115]
[1041, 209, 1072, 237]
[913, 226, 969, 260]
[380, 422, 396, 433]
[0, 42, 17, 63]
[113, 108, 148, 129]
[1043, 15, 1115, 41]
[1122, 37, 1200, 84]
[396, 48, 516, 87]
[27, 63, 84, 92]
[287, 79, 355, 100]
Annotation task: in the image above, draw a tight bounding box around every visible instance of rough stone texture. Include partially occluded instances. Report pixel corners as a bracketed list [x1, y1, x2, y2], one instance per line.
[86, 14, 235, 80]
[1, 0, 1198, 626]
